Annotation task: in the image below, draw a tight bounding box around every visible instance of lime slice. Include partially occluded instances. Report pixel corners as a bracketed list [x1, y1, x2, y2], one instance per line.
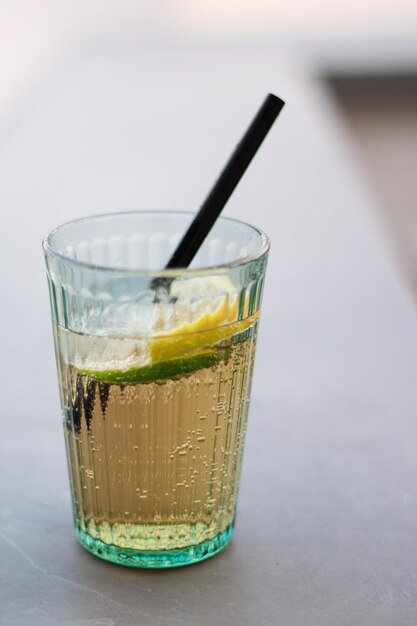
[79, 348, 229, 384]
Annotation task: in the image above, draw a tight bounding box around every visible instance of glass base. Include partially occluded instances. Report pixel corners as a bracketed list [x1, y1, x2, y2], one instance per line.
[76, 524, 234, 568]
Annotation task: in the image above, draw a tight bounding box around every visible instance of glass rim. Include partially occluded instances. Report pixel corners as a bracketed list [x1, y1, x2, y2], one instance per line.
[42, 210, 270, 277]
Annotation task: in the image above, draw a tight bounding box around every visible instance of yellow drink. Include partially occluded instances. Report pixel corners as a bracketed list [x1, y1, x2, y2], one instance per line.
[58, 321, 257, 566]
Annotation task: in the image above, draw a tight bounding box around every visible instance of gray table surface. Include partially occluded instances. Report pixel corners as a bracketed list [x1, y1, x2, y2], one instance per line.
[1, 46, 417, 626]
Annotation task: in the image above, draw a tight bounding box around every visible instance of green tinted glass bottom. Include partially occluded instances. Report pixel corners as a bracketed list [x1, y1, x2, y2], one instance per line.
[76, 523, 234, 568]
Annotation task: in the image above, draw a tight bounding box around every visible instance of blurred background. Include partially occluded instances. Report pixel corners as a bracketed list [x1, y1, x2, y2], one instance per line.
[1, 0, 416, 413]
[1, 5, 417, 621]
[1, 0, 416, 291]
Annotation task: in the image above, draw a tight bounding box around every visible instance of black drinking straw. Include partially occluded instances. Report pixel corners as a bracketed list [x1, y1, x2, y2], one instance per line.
[165, 93, 285, 270]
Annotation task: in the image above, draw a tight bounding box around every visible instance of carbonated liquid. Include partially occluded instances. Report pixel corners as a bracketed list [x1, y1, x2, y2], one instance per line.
[59, 326, 257, 553]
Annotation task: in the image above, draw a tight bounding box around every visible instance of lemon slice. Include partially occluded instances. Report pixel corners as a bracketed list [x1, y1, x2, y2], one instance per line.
[149, 311, 255, 364]
[149, 276, 254, 363]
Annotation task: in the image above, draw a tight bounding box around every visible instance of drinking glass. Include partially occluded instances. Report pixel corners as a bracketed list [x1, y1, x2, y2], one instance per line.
[43, 211, 269, 568]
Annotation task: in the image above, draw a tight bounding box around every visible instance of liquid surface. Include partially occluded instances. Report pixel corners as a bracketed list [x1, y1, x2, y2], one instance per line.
[58, 325, 257, 552]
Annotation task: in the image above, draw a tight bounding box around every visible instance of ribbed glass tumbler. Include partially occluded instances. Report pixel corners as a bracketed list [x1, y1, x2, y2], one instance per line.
[43, 211, 270, 568]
